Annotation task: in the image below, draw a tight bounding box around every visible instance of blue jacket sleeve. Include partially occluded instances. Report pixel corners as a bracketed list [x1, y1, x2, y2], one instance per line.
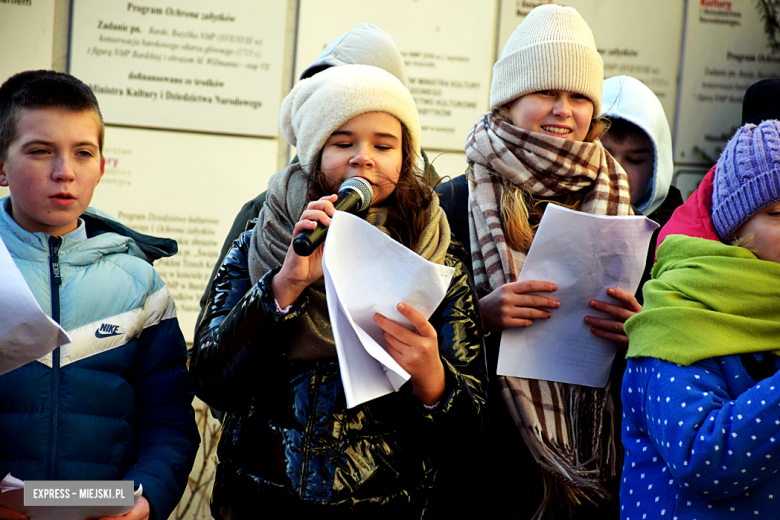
[123, 310, 200, 520]
[640, 357, 780, 498]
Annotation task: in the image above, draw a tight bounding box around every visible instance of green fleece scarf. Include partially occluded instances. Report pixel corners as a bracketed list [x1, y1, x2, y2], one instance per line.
[626, 235, 780, 365]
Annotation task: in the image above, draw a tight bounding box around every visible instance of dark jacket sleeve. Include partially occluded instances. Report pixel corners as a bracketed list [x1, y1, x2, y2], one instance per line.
[636, 186, 685, 305]
[196, 192, 267, 331]
[189, 229, 305, 411]
[123, 315, 200, 520]
[420, 247, 488, 445]
[435, 176, 471, 270]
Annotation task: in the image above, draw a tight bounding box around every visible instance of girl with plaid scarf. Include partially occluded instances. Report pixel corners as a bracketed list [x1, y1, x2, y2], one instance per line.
[437, 4, 637, 519]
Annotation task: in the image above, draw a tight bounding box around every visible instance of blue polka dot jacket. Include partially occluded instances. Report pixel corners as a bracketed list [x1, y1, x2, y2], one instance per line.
[621, 351, 780, 519]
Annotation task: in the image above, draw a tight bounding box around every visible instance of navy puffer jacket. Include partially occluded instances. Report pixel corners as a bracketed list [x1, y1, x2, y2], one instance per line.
[0, 199, 199, 520]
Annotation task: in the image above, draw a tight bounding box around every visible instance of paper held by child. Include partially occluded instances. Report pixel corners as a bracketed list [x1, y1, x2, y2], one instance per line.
[323, 211, 455, 408]
[0, 237, 71, 376]
[497, 204, 659, 387]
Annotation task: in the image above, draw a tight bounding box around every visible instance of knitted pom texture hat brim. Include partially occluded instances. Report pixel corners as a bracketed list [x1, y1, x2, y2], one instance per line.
[279, 64, 421, 174]
[490, 4, 603, 114]
[712, 120, 780, 240]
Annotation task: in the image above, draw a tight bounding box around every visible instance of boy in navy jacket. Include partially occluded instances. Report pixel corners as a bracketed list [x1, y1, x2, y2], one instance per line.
[0, 70, 198, 520]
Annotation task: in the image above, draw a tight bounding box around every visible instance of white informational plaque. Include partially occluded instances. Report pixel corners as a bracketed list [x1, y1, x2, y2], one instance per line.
[69, 0, 287, 137]
[296, 0, 497, 152]
[497, 205, 658, 388]
[674, 0, 780, 166]
[0, 0, 56, 84]
[90, 127, 279, 342]
[498, 0, 684, 130]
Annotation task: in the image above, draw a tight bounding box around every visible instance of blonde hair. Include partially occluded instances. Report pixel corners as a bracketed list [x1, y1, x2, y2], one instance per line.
[489, 107, 607, 251]
[731, 234, 762, 259]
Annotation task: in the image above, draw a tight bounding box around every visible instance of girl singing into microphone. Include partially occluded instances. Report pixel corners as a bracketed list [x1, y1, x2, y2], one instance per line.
[189, 64, 488, 519]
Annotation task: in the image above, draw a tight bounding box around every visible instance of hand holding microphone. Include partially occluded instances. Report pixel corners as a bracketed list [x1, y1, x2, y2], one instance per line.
[293, 177, 373, 256]
[273, 177, 373, 308]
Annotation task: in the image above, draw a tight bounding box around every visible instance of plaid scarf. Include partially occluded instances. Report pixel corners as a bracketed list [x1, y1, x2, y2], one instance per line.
[465, 112, 631, 518]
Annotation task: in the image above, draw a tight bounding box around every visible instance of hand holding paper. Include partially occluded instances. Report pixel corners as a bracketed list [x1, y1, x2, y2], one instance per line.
[373, 302, 445, 406]
[97, 496, 149, 520]
[479, 280, 560, 332]
[323, 211, 454, 408]
[585, 286, 643, 347]
[497, 204, 659, 388]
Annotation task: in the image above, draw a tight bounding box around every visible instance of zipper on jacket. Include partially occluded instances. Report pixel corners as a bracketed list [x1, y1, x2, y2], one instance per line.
[47, 236, 62, 480]
[299, 363, 323, 498]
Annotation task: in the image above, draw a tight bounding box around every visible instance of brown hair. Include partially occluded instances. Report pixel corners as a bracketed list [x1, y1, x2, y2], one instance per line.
[731, 234, 762, 259]
[602, 117, 647, 144]
[0, 70, 104, 161]
[488, 107, 607, 251]
[307, 123, 432, 251]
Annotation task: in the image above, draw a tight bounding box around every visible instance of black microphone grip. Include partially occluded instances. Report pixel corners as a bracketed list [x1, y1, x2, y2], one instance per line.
[292, 189, 364, 256]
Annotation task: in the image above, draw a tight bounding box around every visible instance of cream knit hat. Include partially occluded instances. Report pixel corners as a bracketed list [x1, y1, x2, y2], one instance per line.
[279, 64, 421, 174]
[490, 4, 603, 114]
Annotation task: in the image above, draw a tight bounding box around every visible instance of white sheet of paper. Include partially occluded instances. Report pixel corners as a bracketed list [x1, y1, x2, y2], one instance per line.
[497, 205, 659, 387]
[323, 211, 455, 408]
[0, 474, 142, 520]
[0, 237, 70, 376]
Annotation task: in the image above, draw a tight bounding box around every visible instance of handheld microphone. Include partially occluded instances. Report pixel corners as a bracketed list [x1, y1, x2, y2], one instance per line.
[292, 177, 373, 256]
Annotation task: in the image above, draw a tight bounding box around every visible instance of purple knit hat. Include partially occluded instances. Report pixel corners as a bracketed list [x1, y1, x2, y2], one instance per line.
[712, 120, 780, 240]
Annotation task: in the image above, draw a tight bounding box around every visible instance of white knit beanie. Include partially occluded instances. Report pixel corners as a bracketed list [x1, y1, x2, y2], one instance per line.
[279, 64, 421, 174]
[490, 4, 603, 114]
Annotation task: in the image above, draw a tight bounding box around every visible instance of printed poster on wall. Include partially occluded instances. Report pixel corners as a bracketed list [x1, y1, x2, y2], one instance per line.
[296, 0, 498, 152]
[69, 0, 287, 137]
[674, 0, 780, 166]
[0, 0, 56, 84]
[90, 127, 279, 342]
[498, 0, 684, 130]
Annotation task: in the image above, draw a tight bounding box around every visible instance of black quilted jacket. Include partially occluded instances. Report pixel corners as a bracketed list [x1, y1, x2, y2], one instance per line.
[189, 226, 488, 519]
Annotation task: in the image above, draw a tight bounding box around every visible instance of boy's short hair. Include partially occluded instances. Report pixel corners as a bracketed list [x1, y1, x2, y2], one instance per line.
[604, 117, 647, 143]
[0, 70, 104, 161]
